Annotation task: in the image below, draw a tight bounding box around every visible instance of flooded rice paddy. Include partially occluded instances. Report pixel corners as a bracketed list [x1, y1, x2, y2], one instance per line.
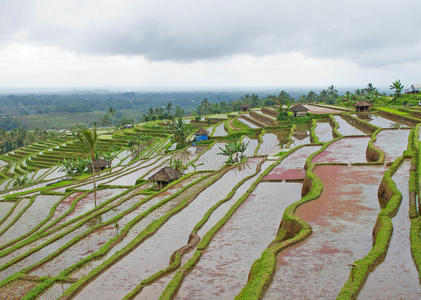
[0, 109, 419, 299]
[313, 136, 370, 164]
[265, 165, 385, 299]
[333, 115, 365, 136]
[315, 122, 334, 142]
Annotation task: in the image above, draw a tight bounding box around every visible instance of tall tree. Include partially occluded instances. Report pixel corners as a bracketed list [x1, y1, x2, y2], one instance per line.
[390, 80, 404, 99]
[166, 102, 173, 118]
[77, 127, 98, 206]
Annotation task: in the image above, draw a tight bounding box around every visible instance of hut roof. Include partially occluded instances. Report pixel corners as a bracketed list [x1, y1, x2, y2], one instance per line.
[148, 166, 183, 182]
[241, 103, 250, 108]
[91, 159, 111, 168]
[195, 128, 209, 136]
[291, 104, 309, 112]
[353, 100, 372, 107]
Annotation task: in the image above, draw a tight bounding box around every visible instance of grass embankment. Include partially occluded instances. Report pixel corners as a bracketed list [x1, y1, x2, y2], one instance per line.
[329, 114, 342, 138]
[341, 112, 379, 134]
[310, 119, 319, 143]
[366, 129, 385, 164]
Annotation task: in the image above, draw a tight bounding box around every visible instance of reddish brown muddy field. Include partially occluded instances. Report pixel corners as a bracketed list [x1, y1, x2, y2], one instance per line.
[313, 136, 370, 163]
[176, 182, 303, 300]
[359, 160, 421, 299]
[264, 165, 385, 299]
[314, 122, 334, 142]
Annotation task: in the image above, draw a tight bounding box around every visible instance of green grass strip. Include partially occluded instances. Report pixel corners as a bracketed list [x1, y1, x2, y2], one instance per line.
[55, 171, 224, 300]
[329, 114, 342, 138]
[310, 119, 319, 144]
[410, 216, 421, 282]
[253, 130, 265, 156]
[0, 200, 21, 228]
[16, 172, 214, 299]
[0, 196, 35, 237]
[0, 193, 71, 251]
[366, 129, 385, 164]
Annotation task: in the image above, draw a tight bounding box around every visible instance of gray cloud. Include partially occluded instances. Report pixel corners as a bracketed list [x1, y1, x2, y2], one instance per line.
[1, 0, 421, 66]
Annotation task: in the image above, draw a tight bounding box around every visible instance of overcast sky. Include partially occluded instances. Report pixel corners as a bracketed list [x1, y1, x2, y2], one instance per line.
[0, 0, 420, 89]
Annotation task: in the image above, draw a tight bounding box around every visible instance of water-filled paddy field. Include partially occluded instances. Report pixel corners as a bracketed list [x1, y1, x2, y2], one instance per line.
[0, 108, 420, 300]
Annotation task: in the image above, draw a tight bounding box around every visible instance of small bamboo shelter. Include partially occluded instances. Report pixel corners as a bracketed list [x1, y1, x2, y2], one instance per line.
[353, 100, 372, 113]
[241, 103, 250, 111]
[148, 166, 183, 190]
[195, 128, 209, 142]
[88, 159, 111, 173]
[291, 104, 309, 117]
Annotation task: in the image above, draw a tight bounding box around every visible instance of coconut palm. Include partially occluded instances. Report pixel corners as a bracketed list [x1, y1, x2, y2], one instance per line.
[77, 127, 98, 206]
[390, 80, 404, 99]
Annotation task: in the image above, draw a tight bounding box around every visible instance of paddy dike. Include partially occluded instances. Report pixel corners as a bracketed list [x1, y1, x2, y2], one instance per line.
[359, 160, 421, 299]
[264, 164, 385, 299]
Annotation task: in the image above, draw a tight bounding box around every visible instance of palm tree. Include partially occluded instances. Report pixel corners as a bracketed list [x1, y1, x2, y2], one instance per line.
[390, 80, 404, 99]
[166, 102, 173, 118]
[77, 127, 98, 206]
[173, 117, 187, 148]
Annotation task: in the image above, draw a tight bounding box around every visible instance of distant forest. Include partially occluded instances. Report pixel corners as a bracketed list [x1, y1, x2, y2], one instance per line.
[0, 85, 394, 130]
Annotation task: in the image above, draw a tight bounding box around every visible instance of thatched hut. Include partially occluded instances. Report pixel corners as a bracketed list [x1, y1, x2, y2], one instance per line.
[88, 159, 111, 173]
[241, 103, 250, 111]
[354, 100, 372, 112]
[148, 166, 183, 190]
[195, 128, 209, 142]
[291, 104, 309, 117]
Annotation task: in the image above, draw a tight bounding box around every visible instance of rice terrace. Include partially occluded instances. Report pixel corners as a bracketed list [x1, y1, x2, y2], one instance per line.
[0, 97, 420, 299]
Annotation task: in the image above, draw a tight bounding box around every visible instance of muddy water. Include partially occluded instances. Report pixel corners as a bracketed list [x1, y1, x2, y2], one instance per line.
[258, 133, 283, 156]
[238, 118, 259, 129]
[255, 110, 277, 120]
[43, 167, 66, 181]
[315, 122, 334, 142]
[264, 146, 321, 181]
[70, 173, 212, 278]
[197, 158, 268, 238]
[30, 176, 202, 277]
[0, 198, 30, 233]
[74, 164, 259, 299]
[172, 146, 207, 167]
[359, 161, 421, 299]
[242, 137, 259, 157]
[135, 160, 267, 299]
[213, 123, 228, 137]
[333, 115, 365, 136]
[106, 156, 170, 186]
[303, 104, 342, 114]
[188, 142, 227, 171]
[50, 189, 126, 229]
[176, 182, 302, 299]
[0, 195, 61, 245]
[39, 282, 71, 300]
[0, 202, 14, 223]
[374, 129, 410, 163]
[35, 193, 84, 232]
[364, 114, 407, 128]
[264, 165, 385, 299]
[313, 137, 370, 164]
[288, 130, 311, 148]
